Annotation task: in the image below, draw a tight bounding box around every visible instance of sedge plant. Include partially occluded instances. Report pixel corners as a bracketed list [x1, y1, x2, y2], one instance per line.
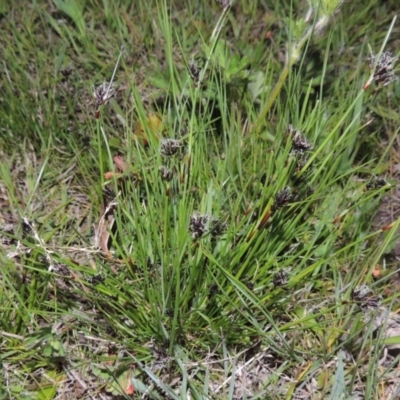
[0, 0, 400, 399]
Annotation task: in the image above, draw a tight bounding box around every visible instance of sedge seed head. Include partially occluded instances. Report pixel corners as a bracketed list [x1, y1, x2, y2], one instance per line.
[273, 267, 291, 287]
[366, 176, 388, 191]
[93, 82, 116, 108]
[189, 212, 210, 239]
[287, 125, 313, 154]
[368, 52, 398, 87]
[352, 284, 382, 311]
[275, 187, 293, 209]
[160, 139, 182, 156]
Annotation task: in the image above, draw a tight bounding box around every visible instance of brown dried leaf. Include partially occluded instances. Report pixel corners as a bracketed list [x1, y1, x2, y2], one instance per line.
[94, 200, 117, 258]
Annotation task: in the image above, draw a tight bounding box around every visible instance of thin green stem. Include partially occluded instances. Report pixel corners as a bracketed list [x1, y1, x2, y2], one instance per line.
[253, 64, 290, 132]
[253, 17, 330, 133]
[188, 5, 231, 154]
[198, 6, 231, 87]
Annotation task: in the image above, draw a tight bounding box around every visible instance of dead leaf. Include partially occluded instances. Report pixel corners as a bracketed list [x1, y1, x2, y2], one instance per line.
[95, 200, 118, 259]
[104, 155, 135, 181]
[104, 171, 121, 180]
[382, 222, 394, 231]
[372, 264, 381, 278]
[133, 113, 162, 145]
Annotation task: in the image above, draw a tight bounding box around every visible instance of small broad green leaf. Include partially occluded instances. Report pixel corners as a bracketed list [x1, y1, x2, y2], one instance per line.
[50, 340, 65, 356]
[37, 386, 57, 400]
[43, 345, 53, 357]
[226, 55, 250, 77]
[314, 242, 332, 258]
[294, 307, 322, 333]
[50, 340, 61, 351]
[11, 385, 23, 393]
[91, 364, 112, 380]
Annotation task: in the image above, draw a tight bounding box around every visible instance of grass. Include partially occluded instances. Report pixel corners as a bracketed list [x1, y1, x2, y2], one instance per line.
[1, 0, 400, 399]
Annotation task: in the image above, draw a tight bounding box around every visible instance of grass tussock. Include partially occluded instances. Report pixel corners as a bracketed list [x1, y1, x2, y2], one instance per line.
[1, 0, 400, 399]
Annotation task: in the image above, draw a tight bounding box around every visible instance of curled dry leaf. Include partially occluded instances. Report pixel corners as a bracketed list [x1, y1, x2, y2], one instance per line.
[381, 222, 394, 232]
[113, 155, 128, 172]
[94, 200, 118, 259]
[372, 264, 381, 278]
[104, 155, 130, 180]
[104, 171, 119, 180]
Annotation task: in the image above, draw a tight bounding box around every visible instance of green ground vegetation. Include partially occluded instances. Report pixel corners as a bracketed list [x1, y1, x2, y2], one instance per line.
[1, 0, 400, 399]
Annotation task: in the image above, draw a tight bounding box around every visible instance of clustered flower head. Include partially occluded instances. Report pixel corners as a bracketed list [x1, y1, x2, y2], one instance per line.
[21, 218, 33, 237]
[273, 267, 291, 287]
[368, 51, 398, 88]
[274, 187, 293, 209]
[93, 82, 116, 108]
[189, 60, 200, 86]
[85, 274, 105, 285]
[159, 165, 173, 181]
[351, 284, 381, 311]
[209, 217, 228, 237]
[50, 263, 70, 276]
[209, 283, 219, 296]
[189, 212, 228, 239]
[189, 212, 210, 239]
[366, 176, 388, 191]
[160, 139, 182, 156]
[60, 65, 73, 79]
[165, 308, 174, 317]
[287, 125, 313, 155]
